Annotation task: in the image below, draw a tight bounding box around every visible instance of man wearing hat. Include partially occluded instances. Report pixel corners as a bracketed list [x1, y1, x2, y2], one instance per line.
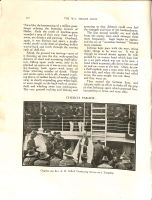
[49, 150, 62, 167]
[27, 131, 37, 151]
[115, 153, 132, 170]
[56, 132, 65, 150]
[23, 149, 38, 166]
[59, 149, 76, 167]
[103, 146, 113, 161]
[77, 153, 92, 168]
[52, 132, 64, 159]
[23, 130, 36, 158]
[45, 132, 55, 157]
[97, 156, 113, 169]
[34, 152, 50, 166]
[76, 106, 84, 132]
[108, 156, 118, 169]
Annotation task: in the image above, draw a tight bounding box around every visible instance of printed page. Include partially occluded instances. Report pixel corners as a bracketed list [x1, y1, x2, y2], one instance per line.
[0, 0, 151, 200]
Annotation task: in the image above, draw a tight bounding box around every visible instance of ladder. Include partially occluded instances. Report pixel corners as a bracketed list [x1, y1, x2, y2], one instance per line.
[91, 103, 107, 146]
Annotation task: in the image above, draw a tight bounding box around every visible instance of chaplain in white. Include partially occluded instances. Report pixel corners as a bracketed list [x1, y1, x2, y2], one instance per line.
[72, 131, 94, 164]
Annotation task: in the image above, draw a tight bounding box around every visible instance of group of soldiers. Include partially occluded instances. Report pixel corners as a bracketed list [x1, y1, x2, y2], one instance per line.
[23, 129, 135, 170]
[24, 104, 91, 132]
[23, 129, 65, 159]
[92, 140, 135, 170]
[23, 129, 87, 167]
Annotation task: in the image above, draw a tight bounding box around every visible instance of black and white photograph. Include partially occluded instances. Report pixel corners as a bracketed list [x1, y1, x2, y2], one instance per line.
[22, 101, 136, 170]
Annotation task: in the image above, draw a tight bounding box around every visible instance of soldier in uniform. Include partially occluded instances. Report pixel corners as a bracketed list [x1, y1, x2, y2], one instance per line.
[49, 150, 62, 167]
[45, 132, 55, 157]
[76, 106, 85, 132]
[67, 105, 76, 131]
[115, 154, 132, 170]
[23, 149, 38, 166]
[52, 133, 64, 159]
[92, 140, 104, 167]
[27, 131, 37, 151]
[42, 105, 50, 120]
[59, 149, 76, 167]
[34, 152, 50, 166]
[97, 156, 113, 169]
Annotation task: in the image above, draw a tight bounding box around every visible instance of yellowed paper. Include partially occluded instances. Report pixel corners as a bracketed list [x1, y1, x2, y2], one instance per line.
[0, 1, 151, 200]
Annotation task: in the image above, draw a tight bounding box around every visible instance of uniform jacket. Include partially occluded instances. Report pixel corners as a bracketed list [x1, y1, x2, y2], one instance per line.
[77, 162, 92, 168]
[27, 139, 36, 151]
[23, 157, 38, 166]
[50, 157, 61, 167]
[97, 163, 113, 169]
[34, 159, 49, 166]
[59, 158, 76, 167]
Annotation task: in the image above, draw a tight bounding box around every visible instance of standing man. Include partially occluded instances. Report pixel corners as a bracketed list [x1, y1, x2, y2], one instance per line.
[52, 133, 64, 159]
[42, 105, 50, 120]
[92, 140, 104, 167]
[76, 106, 85, 132]
[27, 131, 37, 151]
[67, 105, 76, 132]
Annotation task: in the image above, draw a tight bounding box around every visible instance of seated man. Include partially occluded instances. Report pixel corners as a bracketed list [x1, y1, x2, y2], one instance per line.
[34, 152, 50, 166]
[97, 156, 113, 169]
[59, 149, 76, 167]
[23, 149, 38, 166]
[108, 156, 118, 168]
[50, 150, 62, 167]
[115, 154, 132, 170]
